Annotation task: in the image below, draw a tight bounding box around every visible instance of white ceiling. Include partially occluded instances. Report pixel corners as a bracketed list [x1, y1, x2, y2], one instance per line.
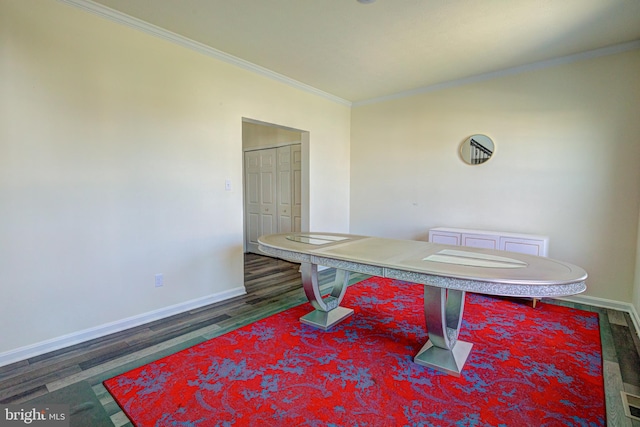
[83, 0, 640, 104]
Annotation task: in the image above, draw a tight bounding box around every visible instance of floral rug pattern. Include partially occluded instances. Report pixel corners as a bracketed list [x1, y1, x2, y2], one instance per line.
[105, 278, 604, 426]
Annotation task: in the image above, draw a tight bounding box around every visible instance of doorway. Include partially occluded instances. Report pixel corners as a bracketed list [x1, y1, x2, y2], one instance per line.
[242, 118, 309, 254]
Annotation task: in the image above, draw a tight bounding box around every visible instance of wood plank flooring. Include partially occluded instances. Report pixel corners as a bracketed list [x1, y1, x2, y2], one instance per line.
[0, 253, 638, 426]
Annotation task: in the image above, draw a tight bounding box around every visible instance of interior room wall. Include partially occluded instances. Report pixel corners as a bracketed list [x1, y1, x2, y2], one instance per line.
[350, 49, 640, 304]
[634, 212, 640, 317]
[0, 0, 350, 358]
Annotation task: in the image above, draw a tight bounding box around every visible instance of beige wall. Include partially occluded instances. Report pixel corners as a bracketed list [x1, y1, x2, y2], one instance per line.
[0, 0, 350, 355]
[2, 0, 638, 360]
[351, 49, 640, 304]
[635, 211, 640, 316]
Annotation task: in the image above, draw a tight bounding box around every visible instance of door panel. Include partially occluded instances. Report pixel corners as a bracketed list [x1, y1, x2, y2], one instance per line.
[244, 148, 277, 253]
[245, 151, 261, 250]
[461, 234, 499, 250]
[247, 212, 260, 244]
[277, 146, 292, 233]
[291, 144, 302, 232]
[261, 213, 275, 235]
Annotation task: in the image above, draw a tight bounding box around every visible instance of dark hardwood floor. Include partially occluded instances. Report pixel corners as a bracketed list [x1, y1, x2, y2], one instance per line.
[0, 253, 638, 426]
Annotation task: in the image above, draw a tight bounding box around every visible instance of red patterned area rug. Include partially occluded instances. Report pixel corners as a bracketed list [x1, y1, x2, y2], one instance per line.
[104, 278, 605, 426]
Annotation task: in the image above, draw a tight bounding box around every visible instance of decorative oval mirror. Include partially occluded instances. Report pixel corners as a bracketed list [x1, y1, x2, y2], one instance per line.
[460, 134, 494, 165]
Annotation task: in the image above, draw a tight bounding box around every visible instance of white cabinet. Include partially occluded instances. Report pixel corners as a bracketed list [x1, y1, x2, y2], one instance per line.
[428, 227, 548, 256]
[428, 227, 549, 307]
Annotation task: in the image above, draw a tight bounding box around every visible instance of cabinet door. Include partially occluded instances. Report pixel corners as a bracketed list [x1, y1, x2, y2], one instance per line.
[500, 237, 548, 256]
[461, 233, 500, 250]
[429, 230, 461, 246]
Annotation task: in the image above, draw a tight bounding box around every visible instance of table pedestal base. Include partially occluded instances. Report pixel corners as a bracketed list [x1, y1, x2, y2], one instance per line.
[299, 264, 474, 375]
[414, 339, 473, 377]
[299, 263, 353, 330]
[300, 306, 354, 330]
[414, 285, 472, 376]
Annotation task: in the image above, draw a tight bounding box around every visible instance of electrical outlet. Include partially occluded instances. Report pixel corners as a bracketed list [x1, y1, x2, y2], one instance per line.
[155, 273, 163, 287]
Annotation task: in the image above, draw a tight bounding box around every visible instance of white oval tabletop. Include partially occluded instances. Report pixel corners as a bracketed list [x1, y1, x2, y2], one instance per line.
[258, 232, 587, 298]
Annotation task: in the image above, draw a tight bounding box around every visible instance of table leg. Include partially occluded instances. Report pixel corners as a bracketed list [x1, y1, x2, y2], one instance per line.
[414, 285, 473, 376]
[299, 263, 354, 330]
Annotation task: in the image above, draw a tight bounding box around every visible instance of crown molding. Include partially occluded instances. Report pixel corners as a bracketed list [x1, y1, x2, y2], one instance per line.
[57, 0, 352, 107]
[53, 1, 640, 110]
[354, 39, 640, 107]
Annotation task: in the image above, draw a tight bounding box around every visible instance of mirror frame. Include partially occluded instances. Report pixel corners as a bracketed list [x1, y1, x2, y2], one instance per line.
[460, 134, 495, 165]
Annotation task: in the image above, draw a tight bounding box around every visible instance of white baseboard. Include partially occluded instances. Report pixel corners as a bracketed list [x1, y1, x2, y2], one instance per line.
[0, 286, 246, 368]
[556, 294, 640, 336]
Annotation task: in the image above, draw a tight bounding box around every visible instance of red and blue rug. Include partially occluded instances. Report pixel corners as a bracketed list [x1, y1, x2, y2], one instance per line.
[104, 278, 604, 426]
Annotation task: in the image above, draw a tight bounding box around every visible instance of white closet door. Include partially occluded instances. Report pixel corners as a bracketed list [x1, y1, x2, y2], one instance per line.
[277, 146, 292, 233]
[244, 148, 277, 253]
[291, 144, 302, 232]
[245, 150, 261, 251]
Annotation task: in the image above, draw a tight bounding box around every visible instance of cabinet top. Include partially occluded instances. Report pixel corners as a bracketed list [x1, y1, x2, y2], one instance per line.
[429, 227, 548, 240]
